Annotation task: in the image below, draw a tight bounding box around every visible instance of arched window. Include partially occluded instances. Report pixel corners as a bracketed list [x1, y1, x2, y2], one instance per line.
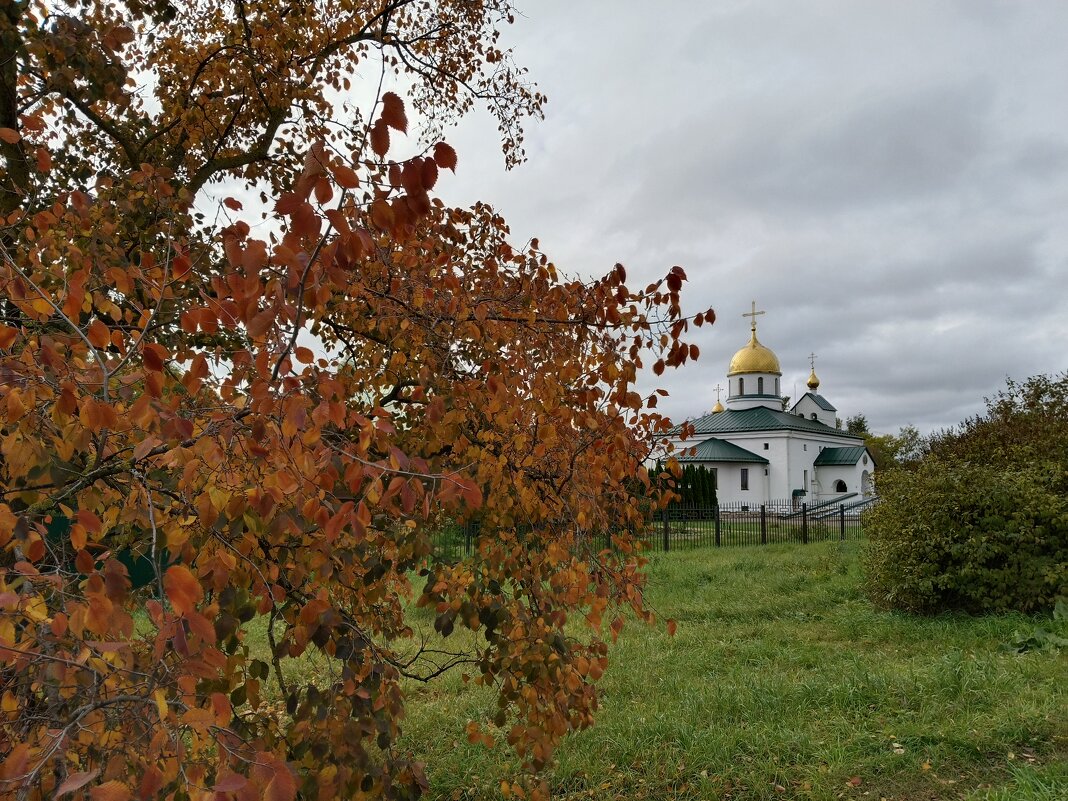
[758, 377, 764, 394]
[738, 377, 744, 395]
[775, 377, 780, 395]
[834, 480, 847, 492]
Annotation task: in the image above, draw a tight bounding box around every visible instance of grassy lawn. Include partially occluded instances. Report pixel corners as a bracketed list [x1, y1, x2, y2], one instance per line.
[395, 541, 1067, 800]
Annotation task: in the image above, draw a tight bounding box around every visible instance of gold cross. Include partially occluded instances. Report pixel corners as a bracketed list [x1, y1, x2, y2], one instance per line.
[809, 352, 817, 371]
[742, 300, 765, 332]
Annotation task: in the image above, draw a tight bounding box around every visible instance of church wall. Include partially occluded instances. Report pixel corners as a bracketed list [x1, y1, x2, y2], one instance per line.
[692, 461, 770, 506]
[814, 465, 858, 499]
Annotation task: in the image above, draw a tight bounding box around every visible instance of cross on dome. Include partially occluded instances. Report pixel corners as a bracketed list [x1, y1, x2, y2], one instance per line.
[807, 352, 821, 390]
[742, 301, 765, 333]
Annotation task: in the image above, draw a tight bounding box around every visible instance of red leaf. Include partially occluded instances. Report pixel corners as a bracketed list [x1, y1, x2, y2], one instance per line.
[421, 158, 439, 190]
[142, 343, 167, 372]
[331, 163, 359, 189]
[666, 619, 677, 637]
[213, 772, 247, 792]
[370, 120, 390, 158]
[76, 510, 102, 534]
[224, 197, 243, 211]
[246, 307, 276, 339]
[274, 192, 303, 216]
[0, 128, 19, 144]
[381, 92, 408, 133]
[433, 142, 457, 172]
[36, 147, 51, 172]
[313, 176, 333, 205]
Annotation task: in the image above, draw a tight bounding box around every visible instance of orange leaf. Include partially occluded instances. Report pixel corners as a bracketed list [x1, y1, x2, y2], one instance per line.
[314, 175, 333, 204]
[433, 142, 457, 172]
[87, 319, 110, 349]
[381, 92, 408, 133]
[0, 128, 19, 144]
[666, 619, 677, 637]
[370, 198, 394, 230]
[164, 565, 202, 616]
[55, 769, 100, 797]
[89, 780, 131, 801]
[36, 147, 52, 172]
[294, 346, 314, 364]
[0, 325, 17, 349]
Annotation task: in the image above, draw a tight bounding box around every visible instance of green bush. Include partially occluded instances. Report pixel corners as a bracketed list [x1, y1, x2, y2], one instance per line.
[863, 459, 1068, 614]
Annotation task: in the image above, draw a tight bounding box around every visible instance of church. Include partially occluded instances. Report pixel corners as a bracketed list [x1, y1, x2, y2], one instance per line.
[669, 304, 875, 506]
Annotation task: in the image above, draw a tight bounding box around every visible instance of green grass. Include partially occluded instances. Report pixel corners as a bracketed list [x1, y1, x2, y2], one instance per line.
[394, 542, 1067, 800]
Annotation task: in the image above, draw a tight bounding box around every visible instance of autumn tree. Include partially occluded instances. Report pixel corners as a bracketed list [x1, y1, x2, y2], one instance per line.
[0, 2, 709, 799]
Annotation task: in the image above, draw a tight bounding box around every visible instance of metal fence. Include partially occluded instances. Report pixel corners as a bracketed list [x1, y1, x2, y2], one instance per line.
[431, 498, 871, 561]
[643, 499, 869, 552]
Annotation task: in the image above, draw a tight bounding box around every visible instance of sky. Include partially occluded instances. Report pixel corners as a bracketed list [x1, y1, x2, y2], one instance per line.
[427, 0, 1068, 435]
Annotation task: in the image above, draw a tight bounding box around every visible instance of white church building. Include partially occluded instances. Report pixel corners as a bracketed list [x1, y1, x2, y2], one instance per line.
[670, 304, 875, 506]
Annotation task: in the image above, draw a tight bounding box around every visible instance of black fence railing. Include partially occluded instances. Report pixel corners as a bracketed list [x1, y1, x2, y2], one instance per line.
[431, 499, 871, 561]
[644, 500, 868, 553]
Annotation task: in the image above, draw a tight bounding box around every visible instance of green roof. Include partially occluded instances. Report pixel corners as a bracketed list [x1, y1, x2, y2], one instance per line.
[682, 406, 864, 440]
[678, 437, 769, 464]
[813, 446, 868, 466]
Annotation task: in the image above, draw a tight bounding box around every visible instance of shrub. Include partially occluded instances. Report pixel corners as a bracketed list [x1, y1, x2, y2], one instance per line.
[863, 459, 1068, 613]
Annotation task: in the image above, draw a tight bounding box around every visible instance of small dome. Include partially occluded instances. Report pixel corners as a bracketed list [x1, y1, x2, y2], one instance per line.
[807, 369, 820, 390]
[711, 399, 725, 413]
[728, 330, 781, 376]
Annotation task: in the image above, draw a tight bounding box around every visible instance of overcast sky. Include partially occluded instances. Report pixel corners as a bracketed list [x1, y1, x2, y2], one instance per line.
[429, 0, 1068, 435]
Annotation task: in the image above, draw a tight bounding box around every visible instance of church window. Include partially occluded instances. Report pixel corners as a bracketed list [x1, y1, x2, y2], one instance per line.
[811, 413, 817, 420]
[803, 444, 807, 451]
[758, 377, 764, 394]
[740, 468, 749, 491]
[775, 377, 780, 395]
[763, 443, 769, 450]
[739, 377, 744, 395]
[834, 480, 847, 492]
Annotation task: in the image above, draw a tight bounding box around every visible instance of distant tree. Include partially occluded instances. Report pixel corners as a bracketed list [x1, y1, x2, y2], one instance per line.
[846, 414, 870, 435]
[865, 425, 926, 470]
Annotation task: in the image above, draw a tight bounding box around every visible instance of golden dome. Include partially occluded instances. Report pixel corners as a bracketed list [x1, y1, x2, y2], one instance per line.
[728, 330, 781, 376]
[807, 369, 820, 390]
[711, 400, 725, 413]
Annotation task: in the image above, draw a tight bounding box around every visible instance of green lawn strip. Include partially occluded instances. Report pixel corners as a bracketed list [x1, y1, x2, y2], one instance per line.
[396, 542, 1066, 800]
